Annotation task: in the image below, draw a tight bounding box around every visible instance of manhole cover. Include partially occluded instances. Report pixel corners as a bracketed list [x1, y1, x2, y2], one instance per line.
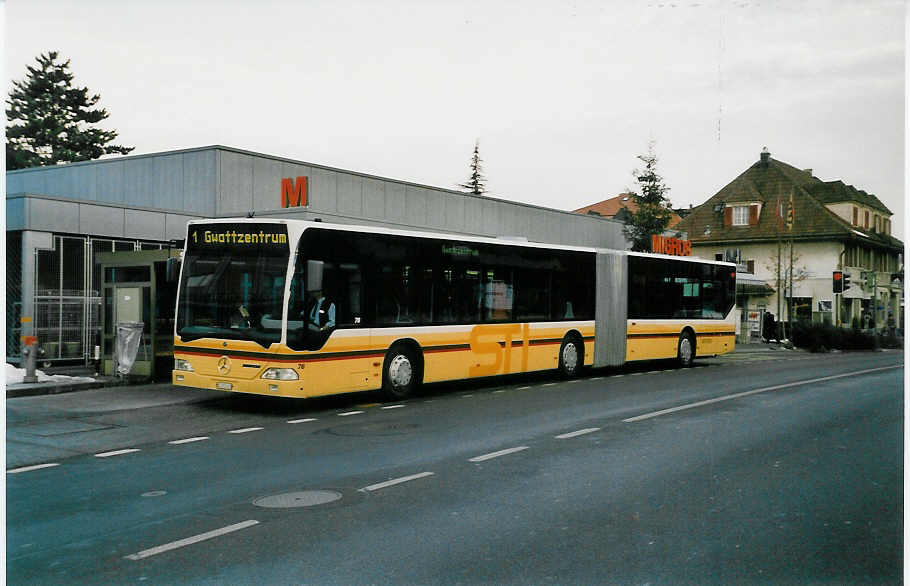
[253, 490, 342, 508]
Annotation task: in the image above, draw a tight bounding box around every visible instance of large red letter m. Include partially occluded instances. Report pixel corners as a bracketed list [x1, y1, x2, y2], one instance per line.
[281, 176, 308, 207]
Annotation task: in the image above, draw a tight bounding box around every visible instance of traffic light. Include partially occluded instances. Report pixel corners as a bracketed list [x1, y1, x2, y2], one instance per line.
[832, 270, 843, 293]
[843, 272, 851, 291]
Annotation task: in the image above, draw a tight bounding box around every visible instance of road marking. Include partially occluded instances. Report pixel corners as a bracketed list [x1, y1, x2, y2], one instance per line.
[338, 411, 364, 417]
[493, 390, 506, 394]
[7, 463, 60, 474]
[360, 471, 435, 492]
[517, 386, 532, 390]
[461, 394, 475, 398]
[125, 520, 260, 561]
[469, 446, 529, 462]
[623, 365, 903, 423]
[95, 449, 141, 458]
[287, 418, 318, 424]
[380, 405, 405, 410]
[611, 375, 624, 378]
[555, 428, 600, 439]
[228, 427, 263, 434]
[168, 437, 209, 445]
[543, 383, 558, 387]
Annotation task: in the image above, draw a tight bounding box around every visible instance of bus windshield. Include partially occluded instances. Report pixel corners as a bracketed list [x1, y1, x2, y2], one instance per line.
[176, 223, 290, 347]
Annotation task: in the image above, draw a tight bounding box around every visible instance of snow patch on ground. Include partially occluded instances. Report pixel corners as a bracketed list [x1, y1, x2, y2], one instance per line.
[5, 363, 96, 385]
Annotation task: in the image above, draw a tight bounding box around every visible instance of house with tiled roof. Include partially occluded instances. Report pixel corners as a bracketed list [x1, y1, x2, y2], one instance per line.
[574, 193, 683, 228]
[676, 148, 903, 340]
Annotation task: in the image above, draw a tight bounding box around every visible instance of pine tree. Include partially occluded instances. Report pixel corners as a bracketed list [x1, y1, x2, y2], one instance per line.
[457, 140, 487, 195]
[622, 142, 674, 251]
[6, 51, 134, 170]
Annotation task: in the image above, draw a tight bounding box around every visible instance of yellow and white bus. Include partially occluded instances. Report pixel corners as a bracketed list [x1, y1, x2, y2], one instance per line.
[172, 219, 735, 399]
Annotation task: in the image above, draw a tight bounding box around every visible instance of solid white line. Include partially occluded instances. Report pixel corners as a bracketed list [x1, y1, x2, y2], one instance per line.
[469, 446, 529, 462]
[623, 365, 902, 423]
[338, 411, 364, 417]
[95, 449, 141, 458]
[227, 427, 263, 434]
[360, 471, 435, 492]
[7, 463, 60, 474]
[555, 427, 601, 439]
[287, 418, 318, 423]
[168, 437, 209, 445]
[125, 520, 260, 560]
[380, 405, 405, 410]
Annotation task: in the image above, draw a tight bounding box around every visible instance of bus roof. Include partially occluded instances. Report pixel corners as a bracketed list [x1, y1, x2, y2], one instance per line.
[188, 217, 736, 268]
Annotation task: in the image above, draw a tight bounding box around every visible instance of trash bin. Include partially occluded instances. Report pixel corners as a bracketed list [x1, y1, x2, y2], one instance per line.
[115, 322, 145, 376]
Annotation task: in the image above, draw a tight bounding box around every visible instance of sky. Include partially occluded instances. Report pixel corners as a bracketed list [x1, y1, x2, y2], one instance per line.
[4, 0, 906, 237]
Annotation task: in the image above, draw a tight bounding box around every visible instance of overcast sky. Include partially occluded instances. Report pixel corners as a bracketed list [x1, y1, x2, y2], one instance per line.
[5, 0, 905, 237]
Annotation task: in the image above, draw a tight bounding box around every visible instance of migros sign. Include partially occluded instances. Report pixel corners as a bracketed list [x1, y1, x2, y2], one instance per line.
[651, 234, 692, 256]
[281, 176, 308, 207]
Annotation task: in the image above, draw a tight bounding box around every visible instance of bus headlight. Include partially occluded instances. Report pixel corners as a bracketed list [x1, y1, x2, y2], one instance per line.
[261, 368, 299, 381]
[174, 358, 194, 372]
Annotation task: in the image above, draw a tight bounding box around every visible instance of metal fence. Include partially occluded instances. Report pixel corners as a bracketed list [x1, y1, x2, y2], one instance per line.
[33, 290, 102, 362]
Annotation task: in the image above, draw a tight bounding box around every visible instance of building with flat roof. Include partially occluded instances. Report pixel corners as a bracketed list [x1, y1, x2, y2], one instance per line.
[6, 145, 626, 364]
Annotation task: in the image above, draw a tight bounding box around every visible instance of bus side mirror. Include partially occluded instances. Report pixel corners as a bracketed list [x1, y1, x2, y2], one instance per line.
[306, 260, 324, 292]
[166, 257, 181, 283]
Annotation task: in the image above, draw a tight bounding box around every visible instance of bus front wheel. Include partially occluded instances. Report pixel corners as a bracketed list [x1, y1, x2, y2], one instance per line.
[558, 336, 582, 378]
[382, 345, 420, 400]
[677, 331, 695, 368]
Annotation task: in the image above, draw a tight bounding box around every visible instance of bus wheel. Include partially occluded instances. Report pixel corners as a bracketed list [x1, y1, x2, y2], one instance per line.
[677, 331, 695, 368]
[382, 345, 419, 399]
[558, 336, 582, 378]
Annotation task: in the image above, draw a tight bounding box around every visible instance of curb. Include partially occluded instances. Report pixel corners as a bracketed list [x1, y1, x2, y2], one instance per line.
[6, 377, 151, 399]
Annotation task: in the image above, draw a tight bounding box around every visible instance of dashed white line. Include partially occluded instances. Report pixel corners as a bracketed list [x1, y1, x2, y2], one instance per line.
[517, 386, 532, 391]
[493, 390, 507, 394]
[555, 428, 601, 439]
[543, 383, 558, 387]
[338, 411, 364, 417]
[380, 405, 405, 410]
[469, 446, 529, 462]
[623, 365, 902, 423]
[125, 520, 260, 560]
[360, 471, 435, 492]
[168, 437, 209, 445]
[287, 418, 318, 423]
[227, 427, 263, 434]
[7, 463, 60, 474]
[95, 448, 141, 458]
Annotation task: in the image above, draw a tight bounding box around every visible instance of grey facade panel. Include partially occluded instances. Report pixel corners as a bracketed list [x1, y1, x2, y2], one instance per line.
[384, 182, 405, 223]
[71, 163, 98, 201]
[166, 214, 199, 240]
[309, 167, 338, 214]
[21, 169, 47, 195]
[30, 198, 80, 233]
[97, 160, 126, 204]
[362, 177, 385, 218]
[150, 154, 184, 211]
[217, 150, 254, 215]
[336, 174, 363, 216]
[405, 186, 429, 226]
[6, 198, 26, 230]
[80, 204, 126, 238]
[7, 171, 23, 195]
[182, 149, 217, 215]
[125, 209, 167, 240]
[123, 157, 155, 207]
[444, 193, 466, 232]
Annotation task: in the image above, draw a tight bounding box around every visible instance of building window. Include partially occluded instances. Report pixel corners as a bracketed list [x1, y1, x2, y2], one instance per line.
[864, 211, 869, 228]
[853, 207, 858, 225]
[732, 206, 749, 226]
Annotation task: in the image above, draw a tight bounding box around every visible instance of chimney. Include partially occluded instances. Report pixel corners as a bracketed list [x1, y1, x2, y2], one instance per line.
[760, 147, 771, 165]
[803, 169, 813, 176]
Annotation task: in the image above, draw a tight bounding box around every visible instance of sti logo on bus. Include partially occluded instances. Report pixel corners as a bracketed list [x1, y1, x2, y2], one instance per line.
[281, 176, 308, 207]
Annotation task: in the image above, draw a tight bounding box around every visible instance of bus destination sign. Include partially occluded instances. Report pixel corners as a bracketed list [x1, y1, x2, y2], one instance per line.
[188, 223, 289, 251]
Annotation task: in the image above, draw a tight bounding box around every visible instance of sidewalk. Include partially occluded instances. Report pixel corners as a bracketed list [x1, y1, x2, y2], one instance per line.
[7, 341, 788, 399]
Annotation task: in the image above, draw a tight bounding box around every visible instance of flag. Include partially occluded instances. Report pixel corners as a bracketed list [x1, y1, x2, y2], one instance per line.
[776, 195, 783, 229]
[786, 190, 795, 230]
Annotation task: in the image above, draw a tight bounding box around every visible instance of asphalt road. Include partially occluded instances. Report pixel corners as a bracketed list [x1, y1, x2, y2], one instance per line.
[6, 350, 903, 584]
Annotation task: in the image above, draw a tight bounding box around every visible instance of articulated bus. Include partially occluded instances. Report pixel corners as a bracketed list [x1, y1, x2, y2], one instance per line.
[172, 219, 736, 399]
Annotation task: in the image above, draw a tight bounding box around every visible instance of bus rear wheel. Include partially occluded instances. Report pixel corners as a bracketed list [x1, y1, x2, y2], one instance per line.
[558, 336, 582, 378]
[677, 331, 695, 368]
[382, 345, 420, 400]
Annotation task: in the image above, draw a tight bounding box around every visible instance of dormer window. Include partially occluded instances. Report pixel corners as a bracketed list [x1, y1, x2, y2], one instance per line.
[732, 206, 749, 226]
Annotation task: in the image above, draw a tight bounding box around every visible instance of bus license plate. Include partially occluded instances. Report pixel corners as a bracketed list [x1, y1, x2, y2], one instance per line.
[216, 382, 233, 390]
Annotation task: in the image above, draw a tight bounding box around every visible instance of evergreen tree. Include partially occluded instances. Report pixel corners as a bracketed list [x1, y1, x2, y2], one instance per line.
[622, 142, 674, 251]
[6, 51, 134, 170]
[457, 139, 487, 195]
